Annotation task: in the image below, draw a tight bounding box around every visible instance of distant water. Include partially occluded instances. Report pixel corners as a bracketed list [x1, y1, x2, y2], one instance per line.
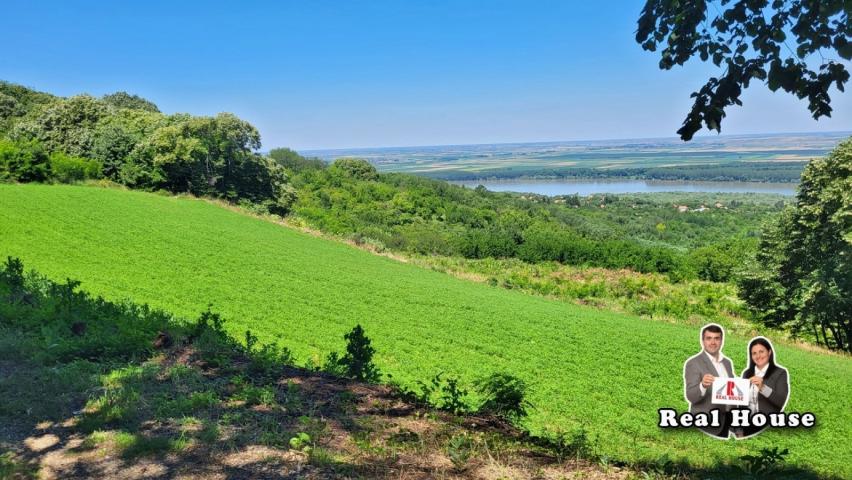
[451, 179, 797, 196]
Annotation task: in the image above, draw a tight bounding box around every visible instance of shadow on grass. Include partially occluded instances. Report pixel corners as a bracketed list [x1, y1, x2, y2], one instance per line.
[0, 257, 842, 480]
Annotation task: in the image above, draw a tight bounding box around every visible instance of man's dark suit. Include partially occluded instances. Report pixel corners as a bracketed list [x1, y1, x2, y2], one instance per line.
[683, 351, 735, 438]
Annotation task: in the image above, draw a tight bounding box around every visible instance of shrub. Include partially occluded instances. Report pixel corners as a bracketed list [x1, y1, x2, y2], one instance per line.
[0, 139, 50, 182]
[336, 324, 381, 382]
[394, 371, 471, 414]
[320, 325, 381, 382]
[474, 372, 532, 421]
[48, 151, 102, 183]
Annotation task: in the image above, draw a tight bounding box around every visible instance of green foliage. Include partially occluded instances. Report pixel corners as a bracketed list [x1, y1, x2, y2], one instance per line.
[637, 1, 850, 140]
[268, 147, 326, 172]
[0, 451, 37, 479]
[11, 95, 107, 157]
[48, 151, 101, 183]
[291, 163, 775, 278]
[0, 139, 50, 182]
[445, 433, 473, 470]
[740, 447, 789, 478]
[329, 157, 378, 181]
[0, 82, 296, 213]
[0, 81, 54, 135]
[336, 324, 380, 382]
[474, 372, 531, 422]
[289, 432, 313, 452]
[244, 329, 295, 378]
[433, 161, 808, 183]
[543, 425, 598, 463]
[740, 138, 852, 351]
[101, 91, 160, 113]
[691, 238, 755, 283]
[401, 372, 472, 414]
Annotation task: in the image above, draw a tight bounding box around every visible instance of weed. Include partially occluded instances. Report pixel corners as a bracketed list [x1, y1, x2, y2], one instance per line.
[395, 371, 472, 414]
[740, 447, 789, 478]
[545, 425, 597, 463]
[289, 432, 313, 453]
[0, 451, 36, 479]
[387, 428, 420, 447]
[114, 432, 188, 458]
[438, 376, 470, 415]
[446, 433, 474, 471]
[198, 420, 220, 444]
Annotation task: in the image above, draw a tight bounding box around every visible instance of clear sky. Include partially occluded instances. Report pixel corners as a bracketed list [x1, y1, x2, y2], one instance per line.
[2, 0, 850, 150]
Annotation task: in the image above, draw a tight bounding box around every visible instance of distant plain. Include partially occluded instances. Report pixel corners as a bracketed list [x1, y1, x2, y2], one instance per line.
[303, 132, 850, 180]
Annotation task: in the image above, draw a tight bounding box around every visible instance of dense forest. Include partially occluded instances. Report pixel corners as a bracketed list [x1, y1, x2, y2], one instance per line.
[0, 82, 295, 214]
[285, 155, 778, 282]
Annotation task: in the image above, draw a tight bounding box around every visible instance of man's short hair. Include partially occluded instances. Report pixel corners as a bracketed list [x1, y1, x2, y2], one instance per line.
[702, 324, 723, 340]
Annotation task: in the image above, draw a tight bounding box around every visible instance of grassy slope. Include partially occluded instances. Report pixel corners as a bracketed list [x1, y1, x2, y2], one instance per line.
[1, 184, 850, 477]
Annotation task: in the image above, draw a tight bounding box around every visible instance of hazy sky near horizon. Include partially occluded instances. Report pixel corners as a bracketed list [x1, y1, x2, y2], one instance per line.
[3, 0, 851, 150]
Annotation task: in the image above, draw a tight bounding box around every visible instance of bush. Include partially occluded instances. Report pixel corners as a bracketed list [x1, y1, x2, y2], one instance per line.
[474, 372, 532, 421]
[330, 324, 381, 382]
[398, 372, 472, 414]
[48, 151, 102, 183]
[0, 139, 50, 182]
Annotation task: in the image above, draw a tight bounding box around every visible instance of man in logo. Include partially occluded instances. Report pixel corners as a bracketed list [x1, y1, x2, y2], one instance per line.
[683, 323, 735, 438]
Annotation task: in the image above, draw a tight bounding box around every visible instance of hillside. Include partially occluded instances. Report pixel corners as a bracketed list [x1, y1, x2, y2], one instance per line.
[0, 257, 622, 479]
[1, 184, 850, 478]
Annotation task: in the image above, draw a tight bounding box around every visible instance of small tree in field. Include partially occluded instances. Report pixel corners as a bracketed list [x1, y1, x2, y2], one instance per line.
[339, 324, 381, 382]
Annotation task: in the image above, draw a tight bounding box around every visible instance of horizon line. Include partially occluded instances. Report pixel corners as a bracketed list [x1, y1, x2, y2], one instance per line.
[292, 129, 852, 154]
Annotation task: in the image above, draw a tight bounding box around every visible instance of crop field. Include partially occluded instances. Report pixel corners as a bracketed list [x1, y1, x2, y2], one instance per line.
[1, 184, 850, 478]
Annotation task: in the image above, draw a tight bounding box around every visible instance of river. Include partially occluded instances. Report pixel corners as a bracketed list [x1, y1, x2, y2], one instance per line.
[451, 179, 797, 196]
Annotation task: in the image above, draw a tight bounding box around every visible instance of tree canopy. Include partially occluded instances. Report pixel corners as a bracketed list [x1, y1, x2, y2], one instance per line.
[101, 91, 160, 113]
[637, 0, 850, 140]
[739, 138, 851, 351]
[0, 82, 296, 215]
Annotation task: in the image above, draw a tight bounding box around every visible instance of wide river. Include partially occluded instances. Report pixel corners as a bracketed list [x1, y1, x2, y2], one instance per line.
[451, 179, 797, 196]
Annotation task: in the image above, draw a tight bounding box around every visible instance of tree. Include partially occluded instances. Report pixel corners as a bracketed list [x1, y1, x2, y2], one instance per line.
[637, 1, 850, 140]
[268, 147, 326, 172]
[329, 157, 379, 181]
[0, 139, 50, 182]
[11, 95, 107, 157]
[739, 138, 851, 351]
[101, 91, 160, 113]
[338, 324, 381, 382]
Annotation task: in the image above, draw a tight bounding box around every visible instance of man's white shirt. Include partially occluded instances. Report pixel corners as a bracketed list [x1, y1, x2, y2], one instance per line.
[699, 351, 730, 396]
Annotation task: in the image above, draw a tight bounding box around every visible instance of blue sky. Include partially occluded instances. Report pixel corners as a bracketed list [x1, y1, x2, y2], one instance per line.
[2, 0, 850, 150]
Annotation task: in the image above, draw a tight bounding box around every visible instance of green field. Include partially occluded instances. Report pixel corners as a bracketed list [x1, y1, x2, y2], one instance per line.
[2, 184, 850, 477]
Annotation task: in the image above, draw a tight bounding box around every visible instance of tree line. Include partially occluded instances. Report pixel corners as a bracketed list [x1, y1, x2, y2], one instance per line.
[0, 81, 294, 214]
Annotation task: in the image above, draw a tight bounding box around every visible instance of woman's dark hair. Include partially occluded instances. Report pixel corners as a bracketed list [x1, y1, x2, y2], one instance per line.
[743, 337, 777, 380]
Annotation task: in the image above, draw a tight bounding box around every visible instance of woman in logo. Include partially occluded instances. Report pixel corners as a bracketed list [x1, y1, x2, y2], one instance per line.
[739, 336, 790, 437]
